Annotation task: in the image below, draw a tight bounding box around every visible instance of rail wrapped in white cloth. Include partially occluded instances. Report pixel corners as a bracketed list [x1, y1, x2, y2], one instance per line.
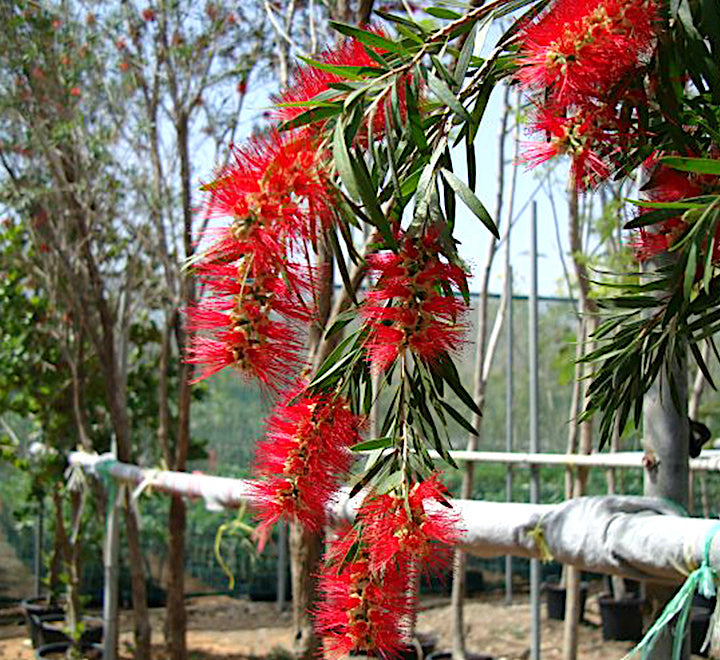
[70, 451, 717, 585]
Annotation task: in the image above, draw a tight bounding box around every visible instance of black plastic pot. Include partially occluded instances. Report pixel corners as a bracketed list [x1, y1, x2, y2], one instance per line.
[36, 641, 103, 659]
[21, 598, 64, 649]
[398, 633, 438, 660]
[543, 580, 588, 621]
[691, 606, 711, 657]
[427, 652, 495, 660]
[598, 593, 644, 642]
[32, 613, 104, 648]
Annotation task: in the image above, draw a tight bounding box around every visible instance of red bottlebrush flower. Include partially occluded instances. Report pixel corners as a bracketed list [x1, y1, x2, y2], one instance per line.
[70, 86, 81, 97]
[141, 7, 156, 21]
[631, 157, 711, 262]
[202, 131, 335, 244]
[316, 527, 413, 659]
[521, 102, 626, 189]
[251, 392, 362, 548]
[363, 231, 468, 372]
[516, 0, 661, 104]
[185, 259, 310, 388]
[274, 31, 407, 139]
[359, 474, 461, 573]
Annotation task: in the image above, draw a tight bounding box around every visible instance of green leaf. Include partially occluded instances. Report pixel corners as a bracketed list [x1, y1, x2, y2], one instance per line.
[405, 78, 429, 152]
[333, 120, 361, 201]
[425, 7, 461, 19]
[684, 241, 698, 299]
[279, 104, 342, 131]
[440, 400, 478, 435]
[455, 23, 477, 88]
[329, 22, 409, 54]
[349, 148, 396, 247]
[349, 453, 392, 498]
[323, 308, 357, 340]
[440, 168, 499, 238]
[660, 156, 720, 175]
[296, 56, 377, 80]
[427, 74, 471, 121]
[623, 207, 685, 230]
[430, 352, 482, 417]
[351, 437, 394, 452]
[328, 228, 358, 305]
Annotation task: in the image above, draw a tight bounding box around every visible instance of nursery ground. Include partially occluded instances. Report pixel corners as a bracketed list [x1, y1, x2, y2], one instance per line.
[0, 591, 706, 660]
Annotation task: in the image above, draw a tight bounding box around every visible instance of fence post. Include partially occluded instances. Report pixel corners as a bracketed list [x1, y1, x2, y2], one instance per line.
[103, 443, 121, 660]
[529, 201, 541, 660]
[505, 265, 514, 605]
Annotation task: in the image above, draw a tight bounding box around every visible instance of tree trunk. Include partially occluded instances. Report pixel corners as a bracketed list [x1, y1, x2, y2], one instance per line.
[562, 317, 597, 660]
[562, 185, 599, 660]
[165, 495, 187, 659]
[642, 256, 690, 660]
[290, 523, 323, 659]
[124, 494, 152, 660]
[164, 109, 195, 660]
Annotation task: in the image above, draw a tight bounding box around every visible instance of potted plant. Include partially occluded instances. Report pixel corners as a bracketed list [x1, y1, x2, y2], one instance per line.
[598, 577, 644, 642]
[543, 575, 589, 622]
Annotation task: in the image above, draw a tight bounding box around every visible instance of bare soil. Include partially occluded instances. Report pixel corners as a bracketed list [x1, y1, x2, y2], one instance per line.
[0, 591, 672, 660]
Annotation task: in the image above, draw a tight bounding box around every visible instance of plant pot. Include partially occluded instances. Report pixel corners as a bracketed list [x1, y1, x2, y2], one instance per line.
[36, 641, 103, 659]
[21, 598, 64, 649]
[693, 592, 717, 611]
[427, 651, 495, 660]
[543, 580, 588, 621]
[32, 614, 104, 648]
[398, 633, 438, 660]
[466, 569, 485, 597]
[598, 593, 644, 642]
[691, 606, 711, 657]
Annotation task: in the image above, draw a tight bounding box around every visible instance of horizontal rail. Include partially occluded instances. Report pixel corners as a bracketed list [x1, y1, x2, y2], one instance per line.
[435, 449, 720, 471]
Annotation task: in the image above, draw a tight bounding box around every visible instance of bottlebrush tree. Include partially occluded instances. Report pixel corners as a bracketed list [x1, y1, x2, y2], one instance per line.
[186, 0, 720, 656]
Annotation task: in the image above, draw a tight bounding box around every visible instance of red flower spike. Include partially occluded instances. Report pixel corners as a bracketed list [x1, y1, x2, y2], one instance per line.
[516, 0, 661, 104]
[521, 102, 627, 189]
[274, 31, 408, 140]
[185, 258, 311, 388]
[251, 393, 363, 549]
[363, 230, 469, 372]
[359, 474, 462, 574]
[202, 131, 335, 245]
[631, 157, 712, 262]
[316, 528, 413, 659]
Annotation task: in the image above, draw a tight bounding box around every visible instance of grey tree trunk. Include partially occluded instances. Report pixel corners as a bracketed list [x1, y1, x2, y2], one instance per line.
[643, 259, 690, 660]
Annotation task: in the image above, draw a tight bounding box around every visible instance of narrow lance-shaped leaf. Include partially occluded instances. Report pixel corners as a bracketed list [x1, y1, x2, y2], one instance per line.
[333, 119, 361, 200]
[440, 168, 499, 238]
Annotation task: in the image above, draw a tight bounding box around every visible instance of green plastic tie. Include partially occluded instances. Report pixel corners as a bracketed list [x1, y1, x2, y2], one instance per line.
[623, 521, 720, 660]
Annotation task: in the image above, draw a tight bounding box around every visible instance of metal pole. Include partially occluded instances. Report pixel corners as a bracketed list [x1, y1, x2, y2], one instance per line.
[103, 439, 121, 660]
[504, 265, 514, 605]
[529, 201, 541, 660]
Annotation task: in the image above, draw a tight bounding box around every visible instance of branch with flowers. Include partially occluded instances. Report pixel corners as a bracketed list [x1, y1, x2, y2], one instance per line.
[183, 0, 720, 656]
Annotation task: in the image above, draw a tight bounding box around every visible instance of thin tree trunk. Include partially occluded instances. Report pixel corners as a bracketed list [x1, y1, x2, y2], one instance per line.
[165, 110, 195, 660]
[290, 522, 323, 660]
[562, 184, 599, 660]
[562, 317, 597, 660]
